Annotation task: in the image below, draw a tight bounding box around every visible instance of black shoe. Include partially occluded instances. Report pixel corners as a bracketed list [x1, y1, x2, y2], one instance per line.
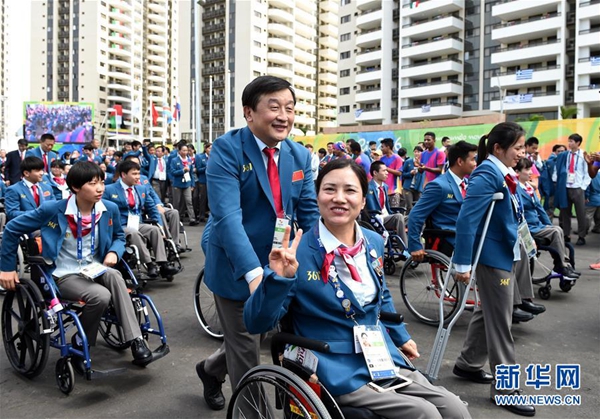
[561, 266, 580, 279]
[564, 236, 571, 243]
[196, 361, 225, 411]
[146, 263, 159, 278]
[518, 299, 546, 315]
[453, 365, 493, 384]
[576, 238, 586, 246]
[189, 220, 200, 226]
[70, 335, 87, 375]
[491, 391, 536, 416]
[512, 307, 534, 323]
[131, 337, 152, 365]
[175, 245, 185, 254]
[159, 263, 179, 277]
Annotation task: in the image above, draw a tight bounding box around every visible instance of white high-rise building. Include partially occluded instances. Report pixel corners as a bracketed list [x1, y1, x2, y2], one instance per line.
[0, 0, 7, 145]
[28, 0, 181, 143]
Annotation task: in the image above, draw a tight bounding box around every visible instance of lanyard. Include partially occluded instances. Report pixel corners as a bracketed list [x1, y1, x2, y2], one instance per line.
[313, 224, 384, 322]
[76, 207, 96, 263]
[509, 189, 524, 223]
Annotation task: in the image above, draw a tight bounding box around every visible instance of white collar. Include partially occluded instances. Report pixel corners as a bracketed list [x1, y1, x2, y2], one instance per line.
[23, 179, 35, 188]
[64, 194, 107, 216]
[119, 179, 135, 191]
[447, 168, 464, 187]
[254, 135, 282, 153]
[488, 154, 516, 178]
[318, 219, 364, 254]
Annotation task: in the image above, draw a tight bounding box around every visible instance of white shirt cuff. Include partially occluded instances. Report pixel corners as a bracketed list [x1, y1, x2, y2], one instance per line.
[454, 264, 471, 274]
[244, 267, 264, 284]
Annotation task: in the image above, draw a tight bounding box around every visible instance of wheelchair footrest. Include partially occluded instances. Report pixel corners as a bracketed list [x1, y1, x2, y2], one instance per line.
[87, 367, 128, 380]
[131, 343, 170, 367]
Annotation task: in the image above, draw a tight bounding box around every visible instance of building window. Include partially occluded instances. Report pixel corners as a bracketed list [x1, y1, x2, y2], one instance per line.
[341, 0, 351, 5]
[339, 105, 350, 113]
[340, 51, 350, 60]
[340, 87, 350, 95]
[340, 69, 350, 77]
[340, 15, 351, 24]
[340, 33, 351, 42]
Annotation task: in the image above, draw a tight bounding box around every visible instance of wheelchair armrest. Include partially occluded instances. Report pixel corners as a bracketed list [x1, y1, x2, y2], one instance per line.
[534, 237, 552, 247]
[271, 332, 330, 354]
[367, 209, 382, 216]
[390, 206, 407, 215]
[380, 311, 404, 324]
[27, 256, 54, 267]
[143, 219, 159, 225]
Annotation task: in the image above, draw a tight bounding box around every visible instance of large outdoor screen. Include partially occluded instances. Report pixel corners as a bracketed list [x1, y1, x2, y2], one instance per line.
[24, 102, 95, 143]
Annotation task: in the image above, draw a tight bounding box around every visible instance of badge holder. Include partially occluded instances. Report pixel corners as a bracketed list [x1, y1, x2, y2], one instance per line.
[566, 172, 575, 185]
[80, 262, 107, 280]
[272, 218, 290, 249]
[518, 221, 536, 258]
[127, 212, 140, 231]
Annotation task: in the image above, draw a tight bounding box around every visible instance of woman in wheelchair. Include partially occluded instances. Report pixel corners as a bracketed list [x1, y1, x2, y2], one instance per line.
[0, 162, 153, 370]
[244, 159, 470, 419]
[515, 158, 580, 280]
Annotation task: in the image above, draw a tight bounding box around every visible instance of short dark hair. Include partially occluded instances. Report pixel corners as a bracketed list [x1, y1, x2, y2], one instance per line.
[380, 138, 394, 149]
[177, 142, 188, 151]
[241, 76, 296, 110]
[124, 154, 140, 163]
[113, 150, 124, 158]
[131, 140, 142, 148]
[397, 147, 407, 158]
[370, 160, 386, 177]
[117, 160, 141, 177]
[447, 140, 478, 167]
[515, 157, 533, 172]
[40, 133, 55, 142]
[525, 137, 539, 147]
[20, 157, 44, 174]
[316, 159, 368, 197]
[318, 148, 326, 155]
[327, 142, 334, 146]
[17, 139, 28, 146]
[369, 141, 377, 146]
[50, 159, 65, 169]
[349, 141, 362, 154]
[441, 136, 450, 143]
[424, 132, 436, 140]
[552, 144, 565, 152]
[568, 133, 582, 144]
[83, 143, 95, 151]
[413, 145, 423, 152]
[66, 161, 104, 190]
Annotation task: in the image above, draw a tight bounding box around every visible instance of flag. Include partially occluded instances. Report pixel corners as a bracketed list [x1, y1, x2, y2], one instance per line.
[519, 94, 533, 103]
[591, 56, 600, 66]
[162, 101, 173, 124]
[132, 97, 142, 119]
[503, 95, 519, 104]
[173, 102, 181, 121]
[109, 105, 123, 129]
[410, 0, 419, 8]
[355, 109, 363, 118]
[421, 104, 430, 113]
[151, 102, 158, 126]
[516, 69, 533, 80]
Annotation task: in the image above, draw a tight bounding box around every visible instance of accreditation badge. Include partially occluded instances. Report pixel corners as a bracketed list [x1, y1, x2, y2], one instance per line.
[354, 325, 397, 381]
[127, 213, 140, 231]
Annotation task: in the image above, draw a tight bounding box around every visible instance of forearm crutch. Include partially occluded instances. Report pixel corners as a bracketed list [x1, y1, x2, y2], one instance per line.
[425, 192, 504, 381]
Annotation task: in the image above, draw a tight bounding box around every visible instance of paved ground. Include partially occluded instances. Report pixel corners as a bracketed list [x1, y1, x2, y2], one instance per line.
[0, 222, 598, 419]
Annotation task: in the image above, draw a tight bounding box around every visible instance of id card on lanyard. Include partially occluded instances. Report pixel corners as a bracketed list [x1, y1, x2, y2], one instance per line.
[126, 189, 140, 230]
[76, 208, 106, 280]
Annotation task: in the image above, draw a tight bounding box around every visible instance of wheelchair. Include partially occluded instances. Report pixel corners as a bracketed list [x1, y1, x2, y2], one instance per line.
[193, 268, 223, 340]
[227, 312, 407, 419]
[1, 241, 170, 394]
[357, 209, 409, 276]
[529, 237, 577, 300]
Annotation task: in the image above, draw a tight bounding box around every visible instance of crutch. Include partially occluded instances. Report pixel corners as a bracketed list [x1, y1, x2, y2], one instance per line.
[425, 192, 504, 381]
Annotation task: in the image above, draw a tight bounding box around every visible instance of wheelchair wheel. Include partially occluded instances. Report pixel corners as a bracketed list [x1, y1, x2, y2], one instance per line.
[55, 357, 75, 395]
[1, 278, 50, 378]
[194, 269, 223, 340]
[383, 257, 396, 276]
[399, 250, 463, 327]
[529, 250, 556, 284]
[99, 303, 130, 350]
[228, 365, 332, 419]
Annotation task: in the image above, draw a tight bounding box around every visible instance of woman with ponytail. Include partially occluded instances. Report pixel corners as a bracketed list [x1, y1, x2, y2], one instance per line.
[451, 122, 538, 417]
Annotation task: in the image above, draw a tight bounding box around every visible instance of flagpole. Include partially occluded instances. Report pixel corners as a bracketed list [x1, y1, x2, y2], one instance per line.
[209, 76, 213, 143]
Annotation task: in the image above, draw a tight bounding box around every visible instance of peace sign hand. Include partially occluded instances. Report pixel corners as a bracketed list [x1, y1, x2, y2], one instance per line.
[269, 226, 303, 279]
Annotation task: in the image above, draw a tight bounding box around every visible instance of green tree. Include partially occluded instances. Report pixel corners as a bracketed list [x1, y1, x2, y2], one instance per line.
[560, 106, 578, 120]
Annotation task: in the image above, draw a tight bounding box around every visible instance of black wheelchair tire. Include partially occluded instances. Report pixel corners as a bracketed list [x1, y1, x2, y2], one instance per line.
[193, 269, 224, 340]
[55, 357, 75, 395]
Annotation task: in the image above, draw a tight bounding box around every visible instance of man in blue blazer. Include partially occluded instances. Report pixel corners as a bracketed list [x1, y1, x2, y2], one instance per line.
[169, 143, 198, 226]
[26, 133, 58, 175]
[408, 141, 477, 259]
[4, 138, 29, 185]
[197, 76, 319, 411]
[78, 143, 104, 165]
[4, 157, 55, 220]
[0, 162, 152, 367]
[103, 160, 178, 279]
[400, 146, 425, 214]
[366, 161, 408, 251]
[193, 142, 210, 222]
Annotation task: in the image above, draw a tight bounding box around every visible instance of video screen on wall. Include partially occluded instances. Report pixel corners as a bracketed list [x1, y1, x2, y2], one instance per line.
[24, 102, 95, 144]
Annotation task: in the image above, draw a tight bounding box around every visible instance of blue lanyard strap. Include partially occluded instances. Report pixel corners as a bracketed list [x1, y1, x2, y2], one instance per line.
[76, 207, 96, 262]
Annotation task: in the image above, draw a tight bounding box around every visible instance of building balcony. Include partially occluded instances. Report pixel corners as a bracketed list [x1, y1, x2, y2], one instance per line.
[319, 96, 337, 107]
[401, 36, 462, 59]
[491, 13, 561, 44]
[295, 21, 314, 39]
[294, 114, 316, 127]
[400, 80, 462, 99]
[295, 48, 316, 63]
[400, 102, 462, 120]
[320, 47, 337, 62]
[356, 29, 383, 49]
[491, 39, 561, 66]
[108, 46, 131, 59]
[319, 35, 337, 49]
[320, 59, 337, 73]
[295, 61, 315, 77]
[148, 64, 166, 74]
[356, 89, 382, 103]
[295, 8, 315, 26]
[357, 0, 382, 11]
[294, 74, 314, 88]
[146, 84, 164, 93]
[356, 107, 383, 123]
[267, 65, 294, 80]
[402, 15, 463, 39]
[108, 71, 131, 82]
[491, 65, 561, 89]
[147, 33, 167, 44]
[202, 37, 225, 47]
[295, 102, 316, 113]
[203, 23, 226, 35]
[147, 74, 163, 83]
[320, 23, 338, 38]
[578, 28, 600, 48]
[356, 68, 382, 84]
[401, 0, 462, 18]
[108, 22, 132, 35]
[577, 57, 600, 75]
[147, 1, 165, 13]
[296, 89, 316, 101]
[320, 10, 338, 25]
[108, 10, 132, 24]
[107, 95, 132, 103]
[107, 59, 131, 70]
[575, 84, 600, 103]
[295, 35, 317, 51]
[148, 54, 167, 65]
[269, 8, 294, 24]
[492, 0, 560, 21]
[319, 71, 337, 84]
[356, 49, 383, 66]
[578, 0, 600, 19]
[268, 37, 294, 52]
[357, 9, 383, 30]
[320, 0, 338, 13]
[319, 108, 337, 118]
[267, 51, 291, 65]
[107, 82, 129, 91]
[400, 58, 462, 78]
[147, 23, 167, 34]
[203, 66, 225, 75]
[490, 91, 561, 112]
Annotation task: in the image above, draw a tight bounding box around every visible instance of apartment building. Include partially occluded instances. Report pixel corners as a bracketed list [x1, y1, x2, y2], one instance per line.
[198, 0, 338, 142]
[0, 0, 7, 144]
[338, 0, 599, 127]
[29, 0, 181, 143]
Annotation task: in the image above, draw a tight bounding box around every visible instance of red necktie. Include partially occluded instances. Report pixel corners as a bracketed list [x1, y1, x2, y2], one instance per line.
[504, 174, 517, 194]
[20, 151, 25, 161]
[127, 187, 135, 209]
[43, 153, 48, 172]
[378, 186, 385, 209]
[32, 184, 40, 206]
[263, 147, 283, 218]
[568, 152, 576, 174]
[460, 180, 467, 199]
[158, 158, 164, 171]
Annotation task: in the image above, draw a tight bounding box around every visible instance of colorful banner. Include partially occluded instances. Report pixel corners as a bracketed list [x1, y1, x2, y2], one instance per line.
[298, 118, 600, 160]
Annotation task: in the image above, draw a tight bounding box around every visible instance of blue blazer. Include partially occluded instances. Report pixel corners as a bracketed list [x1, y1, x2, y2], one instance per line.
[452, 159, 519, 272]
[365, 180, 392, 214]
[585, 175, 600, 207]
[401, 158, 425, 192]
[407, 171, 464, 252]
[0, 199, 125, 276]
[103, 182, 162, 226]
[518, 185, 551, 234]
[538, 154, 556, 200]
[244, 227, 412, 397]
[77, 155, 104, 165]
[5, 180, 55, 220]
[142, 146, 157, 179]
[4, 149, 24, 185]
[26, 147, 58, 173]
[169, 156, 194, 189]
[194, 153, 208, 184]
[204, 126, 319, 301]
